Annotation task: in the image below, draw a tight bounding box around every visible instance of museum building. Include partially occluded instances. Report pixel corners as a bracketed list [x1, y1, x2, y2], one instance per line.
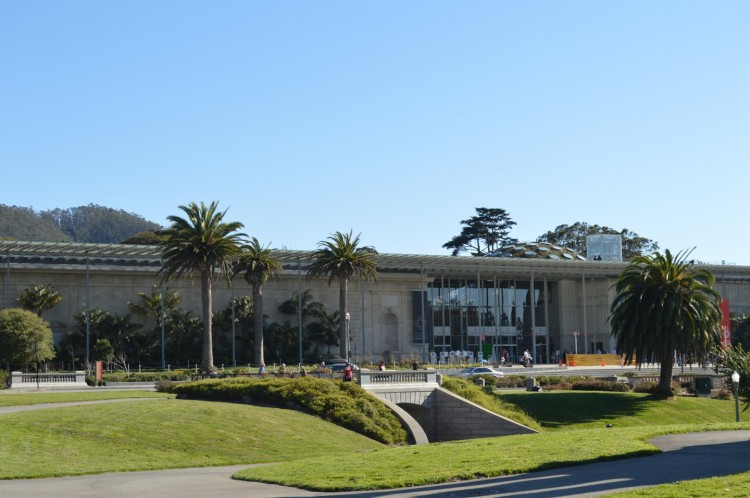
[2, 240, 749, 365]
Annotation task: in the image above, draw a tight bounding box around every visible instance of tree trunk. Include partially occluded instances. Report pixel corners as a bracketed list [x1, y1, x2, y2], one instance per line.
[254, 284, 264, 366]
[201, 270, 214, 374]
[658, 351, 674, 397]
[339, 277, 348, 360]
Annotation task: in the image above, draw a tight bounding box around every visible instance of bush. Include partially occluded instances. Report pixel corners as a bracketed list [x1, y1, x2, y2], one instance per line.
[101, 370, 191, 383]
[0, 370, 8, 389]
[170, 376, 408, 445]
[714, 387, 733, 400]
[571, 379, 631, 392]
[493, 375, 527, 388]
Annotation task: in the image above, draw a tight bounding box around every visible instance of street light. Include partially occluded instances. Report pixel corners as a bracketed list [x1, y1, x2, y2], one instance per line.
[732, 371, 741, 423]
[572, 331, 581, 354]
[345, 312, 351, 363]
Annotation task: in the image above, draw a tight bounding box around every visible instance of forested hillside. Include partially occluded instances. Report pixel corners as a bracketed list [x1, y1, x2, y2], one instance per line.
[0, 204, 161, 243]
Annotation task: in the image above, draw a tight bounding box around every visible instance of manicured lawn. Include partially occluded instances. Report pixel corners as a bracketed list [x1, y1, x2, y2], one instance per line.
[0, 397, 382, 479]
[3, 388, 748, 495]
[233, 391, 746, 491]
[0, 390, 172, 407]
[605, 471, 750, 497]
[234, 423, 749, 491]
[499, 390, 737, 429]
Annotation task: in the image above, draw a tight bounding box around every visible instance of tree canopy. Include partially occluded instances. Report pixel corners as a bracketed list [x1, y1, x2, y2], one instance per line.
[0, 204, 161, 243]
[158, 201, 246, 373]
[235, 237, 284, 365]
[0, 308, 55, 369]
[443, 208, 517, 256]
[17, 283, 62, 316]
[609, 249, 722, 396]
[536, 222, 659, 260]
[308, 231, 378, 359]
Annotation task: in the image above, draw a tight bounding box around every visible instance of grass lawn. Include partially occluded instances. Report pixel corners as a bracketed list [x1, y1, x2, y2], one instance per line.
[233, 391, 748, 491]
[605, 472, 750, 497]
[3, 388, 749, 495]
[234, 423, 749, 491]
[0, 390, 172, 407]
[498, 390, 738, 429]
[0, 397, 382, 479]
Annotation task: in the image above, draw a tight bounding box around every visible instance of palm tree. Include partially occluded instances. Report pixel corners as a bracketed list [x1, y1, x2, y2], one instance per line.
[609, 249, 722, 397]
[17, 283, 62, 316]
[128, 285, 181, 331]
[277, 289, 325, 321]
[158, 201, 245, 373]
[307, 231, 378, 360]
[235, 237, 283, 366]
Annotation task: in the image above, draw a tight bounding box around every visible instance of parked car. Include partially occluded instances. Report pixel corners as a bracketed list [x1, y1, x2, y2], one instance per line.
[329, 362, 359, 372]
[455, 366, 504, 378]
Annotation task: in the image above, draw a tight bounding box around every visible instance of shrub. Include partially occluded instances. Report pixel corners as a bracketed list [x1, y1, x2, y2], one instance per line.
[633, 381, 658, 393]
[102, 370, 191, 383]
[571, 379, 631, 392]
[714, 387, 733, 400]
[170, 376, 408, 445]
[0, 370, 8, 389]
[493, 375, 527, 388]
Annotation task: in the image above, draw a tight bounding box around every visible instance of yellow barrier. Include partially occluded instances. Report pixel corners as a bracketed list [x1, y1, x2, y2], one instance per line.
[566, 354, 634, 367]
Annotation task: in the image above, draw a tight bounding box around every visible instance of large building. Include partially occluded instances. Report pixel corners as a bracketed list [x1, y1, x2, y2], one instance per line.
[2, 240, 749, 365]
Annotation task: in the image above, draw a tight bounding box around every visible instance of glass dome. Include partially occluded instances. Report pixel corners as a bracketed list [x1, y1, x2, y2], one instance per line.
[486, 242, 586, 260]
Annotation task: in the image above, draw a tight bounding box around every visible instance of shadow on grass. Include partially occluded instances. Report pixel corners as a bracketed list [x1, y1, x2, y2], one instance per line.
[499, 391, 657, 429]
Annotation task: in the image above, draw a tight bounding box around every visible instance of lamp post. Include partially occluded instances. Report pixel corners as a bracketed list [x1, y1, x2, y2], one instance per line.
[345, 312, 351, 363]
[732, 371, 741, 423]
[572, 331, 581, 354]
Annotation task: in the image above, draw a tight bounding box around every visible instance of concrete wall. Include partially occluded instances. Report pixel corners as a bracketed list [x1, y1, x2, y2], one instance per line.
[432, 387, 537, 441]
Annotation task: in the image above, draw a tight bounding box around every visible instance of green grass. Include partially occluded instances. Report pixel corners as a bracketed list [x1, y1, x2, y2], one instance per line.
[0, 390, 173, 407]
[604, 471, 750, 497]
[0, 398, 382, 479]
[233, 423, 750, 491]
[3, 387, 748, 495]
[499, 390, 737, 429]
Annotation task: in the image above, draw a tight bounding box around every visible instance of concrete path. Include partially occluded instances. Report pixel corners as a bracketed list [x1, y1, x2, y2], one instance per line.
[2, 431, 749, 497]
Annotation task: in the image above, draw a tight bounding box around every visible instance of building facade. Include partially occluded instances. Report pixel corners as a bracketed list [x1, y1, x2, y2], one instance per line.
[2, 241, 749, 366]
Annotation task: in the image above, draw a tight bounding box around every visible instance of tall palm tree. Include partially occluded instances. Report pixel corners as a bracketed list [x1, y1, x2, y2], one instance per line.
[609, 249, 722, 396]
[235, 237, 283, 366]
[158, 201, 245, 373]
[307, 231, 378, 360]
[17, 283, 62, 316]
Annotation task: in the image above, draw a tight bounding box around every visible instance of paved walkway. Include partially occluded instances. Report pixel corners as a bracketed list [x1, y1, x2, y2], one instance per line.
[1, 431, 749, 497]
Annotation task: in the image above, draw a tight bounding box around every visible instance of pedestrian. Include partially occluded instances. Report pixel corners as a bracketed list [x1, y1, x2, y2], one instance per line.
[378, 360, 386, 371]
[343, 363, 354, 381]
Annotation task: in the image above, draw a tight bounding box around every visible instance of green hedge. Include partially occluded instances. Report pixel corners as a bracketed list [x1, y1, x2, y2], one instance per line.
[102, 371, 192, 382]
[170, 376, 408, 445]
[571, 379, 631, 392]
[0, 370, 8, 389]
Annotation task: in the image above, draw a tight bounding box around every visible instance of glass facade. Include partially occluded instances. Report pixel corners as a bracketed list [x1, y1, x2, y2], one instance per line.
[425, 277, 548, 364]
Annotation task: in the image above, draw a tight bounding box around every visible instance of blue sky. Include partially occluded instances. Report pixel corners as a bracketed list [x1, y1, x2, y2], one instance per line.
[2, 1, 748, 264]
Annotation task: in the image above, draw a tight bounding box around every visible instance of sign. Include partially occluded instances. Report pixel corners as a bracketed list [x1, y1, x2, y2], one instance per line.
[96, 361, 103, 381]
[721, 299, 731, 348]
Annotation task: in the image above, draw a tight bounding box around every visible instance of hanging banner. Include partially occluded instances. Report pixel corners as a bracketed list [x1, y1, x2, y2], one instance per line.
[720, 299, 731, 348]
[96, 361, 103, 381]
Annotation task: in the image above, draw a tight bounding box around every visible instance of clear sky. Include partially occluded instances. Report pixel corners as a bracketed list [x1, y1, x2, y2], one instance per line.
[2, 2, 748, 264]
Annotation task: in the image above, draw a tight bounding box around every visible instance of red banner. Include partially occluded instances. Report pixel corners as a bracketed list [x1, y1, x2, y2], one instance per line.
[720, 299, 731, 348]
[96, 361, 103, 381]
